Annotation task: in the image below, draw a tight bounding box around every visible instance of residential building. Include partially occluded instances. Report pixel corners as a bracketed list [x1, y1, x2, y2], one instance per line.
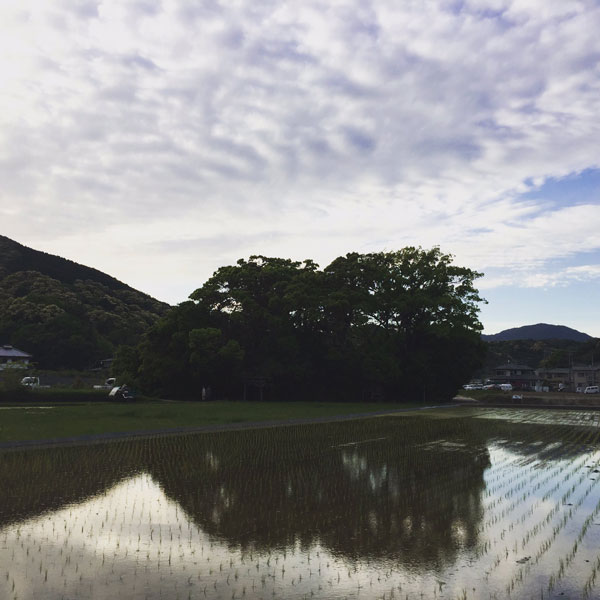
[534, 367, 571, 390]
[0, 345, 32, 369]
[492, 363, 600, 392]
[492, 364, 536, 389]
[571, 365, 600, 391]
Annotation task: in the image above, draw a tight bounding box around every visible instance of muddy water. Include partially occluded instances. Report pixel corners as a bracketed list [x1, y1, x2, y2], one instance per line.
[1, 407, 600, 599]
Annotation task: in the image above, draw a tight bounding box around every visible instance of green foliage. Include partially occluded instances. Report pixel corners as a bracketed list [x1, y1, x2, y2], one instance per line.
[0, 368, 30, 400]
[112, 345, 141, 387]
[188, 327, 244, 390]
[0, 237, 169, 369]
[130, 248, 485, 401]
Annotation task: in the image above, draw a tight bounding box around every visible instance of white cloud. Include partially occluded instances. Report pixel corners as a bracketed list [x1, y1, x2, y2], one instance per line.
[481, 263, 600, 290]
[0, 0, 599, 310]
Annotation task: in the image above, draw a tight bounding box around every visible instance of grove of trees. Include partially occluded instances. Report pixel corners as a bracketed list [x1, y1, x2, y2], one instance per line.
[116, 247, 486, 402]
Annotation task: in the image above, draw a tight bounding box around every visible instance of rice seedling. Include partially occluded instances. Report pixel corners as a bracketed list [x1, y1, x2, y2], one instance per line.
[1, 407, 600, 598]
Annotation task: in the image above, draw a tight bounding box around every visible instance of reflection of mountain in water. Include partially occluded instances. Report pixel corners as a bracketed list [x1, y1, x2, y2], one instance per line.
[1, 412, 596, 568]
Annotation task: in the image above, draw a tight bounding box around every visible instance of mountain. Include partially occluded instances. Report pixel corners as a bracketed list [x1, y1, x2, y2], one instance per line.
[0, 235, 170, 369]
[482, 323, 592, 342]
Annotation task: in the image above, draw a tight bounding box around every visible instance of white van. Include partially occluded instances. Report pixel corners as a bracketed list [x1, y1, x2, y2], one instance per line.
[499, 383, 513, 392]
[584, 386, 599, 394]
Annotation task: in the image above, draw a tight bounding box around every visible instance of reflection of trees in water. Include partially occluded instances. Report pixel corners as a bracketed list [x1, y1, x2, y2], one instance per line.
[0, 418, 490, 569]
[2, 413, 597, 568]
[477, 418, 600, 464]
[148, 418, 491, 569]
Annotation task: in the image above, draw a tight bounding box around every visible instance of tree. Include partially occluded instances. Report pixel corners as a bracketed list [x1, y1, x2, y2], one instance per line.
[131, 248, 485, 401]
[189, 256, 321, 398]
[188, 327, 244, 394]
[320, 248, 485, 400]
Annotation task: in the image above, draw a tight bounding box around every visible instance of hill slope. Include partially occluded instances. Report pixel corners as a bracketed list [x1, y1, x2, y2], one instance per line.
[482, 323, 592, 342]
[0, 236, 169, 369]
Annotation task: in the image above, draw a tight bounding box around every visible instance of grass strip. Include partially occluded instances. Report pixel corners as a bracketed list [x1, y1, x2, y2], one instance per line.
[0, 399, 435, 443]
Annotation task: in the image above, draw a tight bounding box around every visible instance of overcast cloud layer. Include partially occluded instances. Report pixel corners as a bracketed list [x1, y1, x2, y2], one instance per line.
[1, 0, 599, 334]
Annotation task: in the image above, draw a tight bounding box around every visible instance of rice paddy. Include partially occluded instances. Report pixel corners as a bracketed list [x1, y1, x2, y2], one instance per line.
[1, 407, 600, 599]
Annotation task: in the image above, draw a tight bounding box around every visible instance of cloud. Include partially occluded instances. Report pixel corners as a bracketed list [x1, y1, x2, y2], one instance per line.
[0, 0, 599, 307]
[481, 263, 600, 290]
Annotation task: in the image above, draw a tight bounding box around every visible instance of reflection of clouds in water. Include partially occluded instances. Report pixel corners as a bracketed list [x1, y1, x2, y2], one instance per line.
[340, 449, 394, 494]
[205, 450, 220, 471]
[2, 410, 600, 598]
[340, 448, 368, 480]
[451, 519, 467, 545]
[1, 474, 208, 599]
[0, 472, 469, 600]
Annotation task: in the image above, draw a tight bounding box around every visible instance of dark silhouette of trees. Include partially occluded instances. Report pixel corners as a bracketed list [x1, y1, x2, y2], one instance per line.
[119, 247, 485, 401]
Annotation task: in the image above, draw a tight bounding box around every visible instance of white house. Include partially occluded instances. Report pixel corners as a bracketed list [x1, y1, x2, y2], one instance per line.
[0, 345, 32, 369]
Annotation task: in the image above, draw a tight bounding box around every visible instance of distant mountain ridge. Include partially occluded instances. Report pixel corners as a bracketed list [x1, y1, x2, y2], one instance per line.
[0, 235, 170, 369]
[0, 235, 133, 290]
[482, 323, 592, 342]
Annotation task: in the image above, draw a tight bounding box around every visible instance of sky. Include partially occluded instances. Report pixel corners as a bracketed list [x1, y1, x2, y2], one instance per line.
[1, 0, 599, 336]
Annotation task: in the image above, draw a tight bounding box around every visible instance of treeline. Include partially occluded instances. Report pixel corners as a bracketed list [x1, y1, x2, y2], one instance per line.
[115, 247, 486, 402]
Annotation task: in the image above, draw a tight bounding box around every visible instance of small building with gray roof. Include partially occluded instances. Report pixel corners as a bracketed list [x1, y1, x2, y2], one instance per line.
[0, 345, 32, 369]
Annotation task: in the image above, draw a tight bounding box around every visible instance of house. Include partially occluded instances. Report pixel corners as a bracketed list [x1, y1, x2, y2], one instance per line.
[490, 361, 600, 392]
[535, 367, 571, 391]
[571, 365, 600, 391]
[0, 345, 32, 369]
[492, 364, 536, 390]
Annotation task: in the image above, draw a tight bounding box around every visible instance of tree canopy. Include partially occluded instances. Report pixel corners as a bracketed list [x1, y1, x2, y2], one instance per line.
[117, 248, 486, 402]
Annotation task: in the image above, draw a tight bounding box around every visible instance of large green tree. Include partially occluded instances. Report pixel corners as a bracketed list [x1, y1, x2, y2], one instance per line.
[318, 248, 485, 400]
[123, 248, 485, 401]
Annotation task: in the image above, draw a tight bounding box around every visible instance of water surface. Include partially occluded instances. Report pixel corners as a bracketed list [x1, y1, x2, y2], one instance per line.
[1, 407, 600, 599]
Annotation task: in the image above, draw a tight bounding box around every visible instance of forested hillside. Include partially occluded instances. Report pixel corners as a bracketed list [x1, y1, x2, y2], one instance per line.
[481, 337, 600, 372]
[482, 323, 591, 342]
[0, 236, 169, 369]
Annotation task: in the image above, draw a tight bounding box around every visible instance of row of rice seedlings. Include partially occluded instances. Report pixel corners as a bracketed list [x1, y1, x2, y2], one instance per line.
[500, 423, 600, 597]
[504, 471, 600, 597]
[480, 409, 589, 504]
[4, 408, 600, 599]
[517, 450, 599, 549]
[583, 547, 600, 598]
[464, 416, 599, 597]
[478, 429, 588, 556]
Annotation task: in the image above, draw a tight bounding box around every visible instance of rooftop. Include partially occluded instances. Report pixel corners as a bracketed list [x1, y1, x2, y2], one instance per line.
[0, 345, 32, 358]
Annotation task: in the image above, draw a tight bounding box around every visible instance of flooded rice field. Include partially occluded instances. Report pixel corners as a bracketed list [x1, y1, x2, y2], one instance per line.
[1, 407, 600, 599]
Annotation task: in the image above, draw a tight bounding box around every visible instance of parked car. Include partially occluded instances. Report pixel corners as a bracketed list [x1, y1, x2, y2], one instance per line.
[463, 383, 484, 390]
[94, 377, 116, 390]
[499, 383, 513, 391]
[584, 386, 600, 394]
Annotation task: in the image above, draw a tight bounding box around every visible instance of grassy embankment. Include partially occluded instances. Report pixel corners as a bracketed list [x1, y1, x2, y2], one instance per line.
[0, 397, 429, 443]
